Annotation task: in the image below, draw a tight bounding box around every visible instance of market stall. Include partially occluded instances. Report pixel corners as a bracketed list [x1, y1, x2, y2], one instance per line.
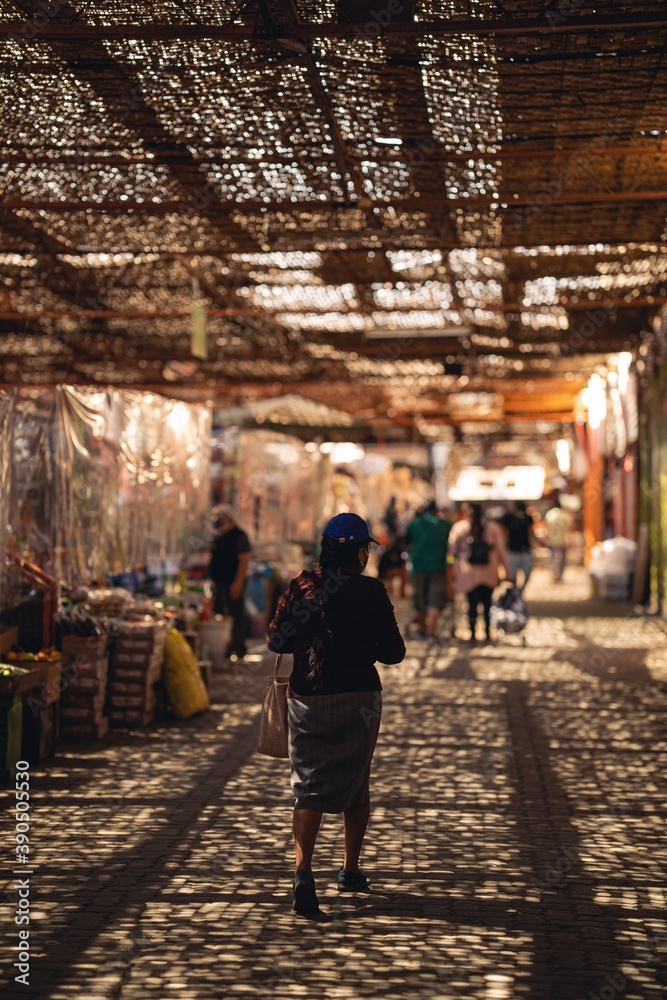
[3, 386, 211, 585]
[0, 387, 215, 777]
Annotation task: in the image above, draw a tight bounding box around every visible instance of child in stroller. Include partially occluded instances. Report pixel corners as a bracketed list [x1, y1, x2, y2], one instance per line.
[490, 582, 529, 643]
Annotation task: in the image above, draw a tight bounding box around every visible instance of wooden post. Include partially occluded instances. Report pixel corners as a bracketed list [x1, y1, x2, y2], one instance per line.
[582, 426, 605, 564]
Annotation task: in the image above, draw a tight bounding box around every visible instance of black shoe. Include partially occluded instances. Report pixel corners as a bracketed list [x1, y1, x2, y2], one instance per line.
[337, 868, 370, 893]
[292, 869, 319, 914]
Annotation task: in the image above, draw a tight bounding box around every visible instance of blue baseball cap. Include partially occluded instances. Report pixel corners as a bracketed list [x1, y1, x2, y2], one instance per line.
[322, 513, 379, 544]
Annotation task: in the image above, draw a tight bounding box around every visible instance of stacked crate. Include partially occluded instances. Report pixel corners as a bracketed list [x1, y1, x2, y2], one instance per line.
[108, 622, 166, 728]
[59, 636, 109, 740]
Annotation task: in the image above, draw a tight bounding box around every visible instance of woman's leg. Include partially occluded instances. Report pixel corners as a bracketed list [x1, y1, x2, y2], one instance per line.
[521, 553, 533, 591]
[480, 585, 493, 638]
[343, 802, 371, 872]
[411, 572, 426, 635]
[293, 808, 323, 873]
[467, 587, 479, 638]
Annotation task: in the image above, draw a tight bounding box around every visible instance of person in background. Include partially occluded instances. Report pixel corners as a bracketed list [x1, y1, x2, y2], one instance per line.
[448, 502, 509, 643]
[501, 500, 536, 594]
[438, 505, 455, 539]
[383, 495, 400, 539]
[208, 505, 251, 660]
[439, 506, 458, 635]
[545, 495, 573, 583]
[267, 513, 405, 915]
[405, 500, 451, 641]
[378, 535, 409, 598]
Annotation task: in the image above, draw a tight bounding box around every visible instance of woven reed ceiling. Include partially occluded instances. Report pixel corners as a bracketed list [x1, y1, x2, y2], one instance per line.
[1, 1, 666, 436]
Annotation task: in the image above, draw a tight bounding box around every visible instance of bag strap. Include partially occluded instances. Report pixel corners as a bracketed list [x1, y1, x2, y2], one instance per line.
[274, 653, 283, 677]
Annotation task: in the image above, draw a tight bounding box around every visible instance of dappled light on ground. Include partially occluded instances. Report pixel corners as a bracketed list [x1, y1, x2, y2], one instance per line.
[1, 568, 665, 998]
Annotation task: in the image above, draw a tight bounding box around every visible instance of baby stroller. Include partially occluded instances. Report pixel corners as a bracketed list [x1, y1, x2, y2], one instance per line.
[490, 583, 528, 644]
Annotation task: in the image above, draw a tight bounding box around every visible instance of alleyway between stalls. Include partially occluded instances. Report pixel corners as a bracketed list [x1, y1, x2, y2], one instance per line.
[2, 569, 666, 1000]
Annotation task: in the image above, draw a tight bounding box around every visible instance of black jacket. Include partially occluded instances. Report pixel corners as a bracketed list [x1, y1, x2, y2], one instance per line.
[267, 568, 406, 695]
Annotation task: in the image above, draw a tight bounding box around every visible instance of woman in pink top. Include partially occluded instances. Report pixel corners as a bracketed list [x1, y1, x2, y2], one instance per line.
[448, 503, 510, 642]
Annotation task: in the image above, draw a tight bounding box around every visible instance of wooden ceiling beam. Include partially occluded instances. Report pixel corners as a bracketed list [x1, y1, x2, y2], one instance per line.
[0, 370, 594, 395]
[0, 210, 122, 353]
[2, 237, 662, 254]
[261, 0, 363, 202]
[369, 412, 574, 427]
[0, 346, 632, 366]
[0, 296, 660, 318]
[2, 11, 666, 40]
[5, 189, 667, 213]
[3, 143, 667, 167]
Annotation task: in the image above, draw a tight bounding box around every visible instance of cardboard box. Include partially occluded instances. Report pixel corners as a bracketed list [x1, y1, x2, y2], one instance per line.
[109, 665, 154, 682]
[108, 678, 152, 694]
[61, 636, 107, 667]
[65, 669, 108, 695]
[60, 706, 104, 723]
[114, 636, 157, 653]
[0, 664, 42, 698]
[62, 655, 108, 682]
[112, 651, 154, 666]
[109, 709, 153, 728]
[61, 717, 109, 740]
[110, 692, 155, 709]
[114, 622, 166, 642]
[61, 690, 106, 711]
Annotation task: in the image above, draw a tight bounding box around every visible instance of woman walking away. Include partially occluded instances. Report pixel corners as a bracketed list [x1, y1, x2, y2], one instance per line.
[448, 503, 509, 643]
[267, 513, 406, 916]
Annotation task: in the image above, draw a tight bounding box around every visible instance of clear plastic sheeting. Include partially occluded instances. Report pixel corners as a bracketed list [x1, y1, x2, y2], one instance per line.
[10, 389, 57, 576]
[0, 390, 13, 608]
[211, 428, 324, 543]
[115, 390, 211, 576]
[2, 387, 211, 594]
[55, 387, 211, 585]
[55, 387, 119, 585]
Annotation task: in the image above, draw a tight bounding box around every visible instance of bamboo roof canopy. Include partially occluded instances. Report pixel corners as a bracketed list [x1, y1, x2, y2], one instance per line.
[1, 0, 666, 438]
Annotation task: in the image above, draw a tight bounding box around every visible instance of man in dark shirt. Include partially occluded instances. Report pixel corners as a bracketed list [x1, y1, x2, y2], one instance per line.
[383, 496, 400, 538]
[208, 505, 251, 659]
[501, 501, 535, 594]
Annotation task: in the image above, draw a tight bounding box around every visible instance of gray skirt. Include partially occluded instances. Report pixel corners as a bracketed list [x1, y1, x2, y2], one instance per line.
[287, 691, 382, 813]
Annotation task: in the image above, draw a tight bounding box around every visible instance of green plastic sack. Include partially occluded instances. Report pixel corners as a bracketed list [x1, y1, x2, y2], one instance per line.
[163, 629, 210, 719]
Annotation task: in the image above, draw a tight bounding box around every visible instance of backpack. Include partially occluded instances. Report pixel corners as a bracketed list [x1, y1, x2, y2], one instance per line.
[467, 531, 491, 565]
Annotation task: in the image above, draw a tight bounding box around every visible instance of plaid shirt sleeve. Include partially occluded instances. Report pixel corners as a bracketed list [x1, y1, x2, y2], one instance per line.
[266, 577, 297, 653]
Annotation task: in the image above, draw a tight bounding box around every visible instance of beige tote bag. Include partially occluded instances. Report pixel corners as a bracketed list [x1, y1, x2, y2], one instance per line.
[256, 653, 289, 758]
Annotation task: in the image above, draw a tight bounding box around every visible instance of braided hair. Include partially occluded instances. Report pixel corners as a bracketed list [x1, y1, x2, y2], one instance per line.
[307, 535, 367, 690]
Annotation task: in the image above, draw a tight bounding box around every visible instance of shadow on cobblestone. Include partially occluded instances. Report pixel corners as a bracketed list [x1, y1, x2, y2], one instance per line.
[2, 579, 667, 999]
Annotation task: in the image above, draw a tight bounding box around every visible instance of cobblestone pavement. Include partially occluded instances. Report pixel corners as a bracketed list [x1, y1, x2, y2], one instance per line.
[2, 568, 667, 999]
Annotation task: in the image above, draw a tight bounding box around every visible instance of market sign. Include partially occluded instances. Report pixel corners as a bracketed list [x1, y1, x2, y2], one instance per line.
[449, 465, 547, 501]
